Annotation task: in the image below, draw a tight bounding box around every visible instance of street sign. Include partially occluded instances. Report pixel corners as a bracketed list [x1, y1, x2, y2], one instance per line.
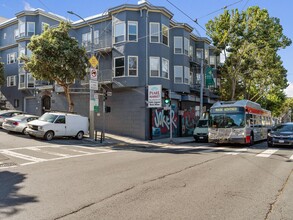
[148, 85, 162, 108]
[89, 55, 99, 68]
[89, 80, 99, 90]
[90, 67, 97, 80]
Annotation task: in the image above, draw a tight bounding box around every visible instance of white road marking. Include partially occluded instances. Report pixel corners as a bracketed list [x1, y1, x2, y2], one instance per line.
[225, 148, 248, 155]
[256, 149, 279, 158]
[290, 154, 293, 160]
[1, 150, 46, 162]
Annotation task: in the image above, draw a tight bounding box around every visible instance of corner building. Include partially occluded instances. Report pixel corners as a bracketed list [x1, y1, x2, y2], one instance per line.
[0, 1, 221, 140]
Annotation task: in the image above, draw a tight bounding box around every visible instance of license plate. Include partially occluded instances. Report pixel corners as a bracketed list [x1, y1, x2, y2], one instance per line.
[199, 137, 204, 139]
[279, 140, 284, 143]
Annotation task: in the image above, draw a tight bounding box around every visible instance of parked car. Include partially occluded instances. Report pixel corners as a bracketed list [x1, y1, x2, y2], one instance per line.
[0, 110, 23, 127]
[193, 118, 209, 142]
[267, 122, 293, 147]
[2, 114, 39, 134]
[27, 112, 89, 140]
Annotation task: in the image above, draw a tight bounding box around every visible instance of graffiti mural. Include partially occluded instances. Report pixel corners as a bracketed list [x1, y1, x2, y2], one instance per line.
[152, 107, 178, 139]
[181, 107, 197, 136]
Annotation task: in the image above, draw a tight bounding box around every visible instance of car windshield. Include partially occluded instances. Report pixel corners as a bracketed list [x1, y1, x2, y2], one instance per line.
[272, 124, 293, 132]
[210, 113, 245, 128]
[197, 120, 208, 128]
[38, 113, 58, 123]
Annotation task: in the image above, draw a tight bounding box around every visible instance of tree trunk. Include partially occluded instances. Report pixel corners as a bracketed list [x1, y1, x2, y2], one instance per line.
[63, 85, 74, 112]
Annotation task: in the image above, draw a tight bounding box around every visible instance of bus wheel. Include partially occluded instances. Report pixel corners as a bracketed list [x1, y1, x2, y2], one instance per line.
[250, 133, 254, 146]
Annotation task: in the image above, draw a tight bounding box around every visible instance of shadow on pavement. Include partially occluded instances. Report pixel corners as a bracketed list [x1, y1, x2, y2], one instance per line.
[0, 171, 38, 218]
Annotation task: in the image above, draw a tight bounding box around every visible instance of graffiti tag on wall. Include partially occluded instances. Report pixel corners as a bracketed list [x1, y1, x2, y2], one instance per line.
[152, 108, 178, 138]
[181, 107, 197, 136]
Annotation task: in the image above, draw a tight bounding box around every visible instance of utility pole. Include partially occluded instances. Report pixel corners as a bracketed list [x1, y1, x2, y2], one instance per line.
[200, 58, 204, 118]
[67, 11, 96, 139]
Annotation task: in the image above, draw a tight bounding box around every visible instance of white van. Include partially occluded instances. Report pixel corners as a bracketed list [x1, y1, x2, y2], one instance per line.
[27, 112, 89, 141]
[193, 119, 209, 142]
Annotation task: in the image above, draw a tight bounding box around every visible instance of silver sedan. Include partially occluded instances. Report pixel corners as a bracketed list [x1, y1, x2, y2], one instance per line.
[0, 110, 23, 127]
[2, 114, 39, 134]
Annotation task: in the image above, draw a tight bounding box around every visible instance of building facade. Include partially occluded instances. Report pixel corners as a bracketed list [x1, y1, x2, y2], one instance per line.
[0, 1, 221, 140]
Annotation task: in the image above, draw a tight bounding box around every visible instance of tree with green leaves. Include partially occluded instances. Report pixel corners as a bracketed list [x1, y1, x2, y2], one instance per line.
[0, 61, 4, 86]
[206, 6, 291, 115]
[21, 21, 88, 112]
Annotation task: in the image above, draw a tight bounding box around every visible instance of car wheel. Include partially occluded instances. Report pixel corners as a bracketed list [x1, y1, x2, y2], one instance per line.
[44, 131, 54, 141]
[76, 131, 84, 140]
[22, 127, 28, 135]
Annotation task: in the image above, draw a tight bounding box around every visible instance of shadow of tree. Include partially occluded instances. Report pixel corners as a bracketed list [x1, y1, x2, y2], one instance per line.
[0, 171, 38, 218]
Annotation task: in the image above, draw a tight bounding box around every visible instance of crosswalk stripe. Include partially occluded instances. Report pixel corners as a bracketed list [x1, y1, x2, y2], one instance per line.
[1, 150, 46, 162]
[256, 149, 279, 158]
[290, 154, 293, 160]
[225, 148, 248, 155]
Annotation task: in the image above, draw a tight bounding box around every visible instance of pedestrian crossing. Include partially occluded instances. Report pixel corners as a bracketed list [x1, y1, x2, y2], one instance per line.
[0, 145, 116, 169]
[1, 144, 293, 169]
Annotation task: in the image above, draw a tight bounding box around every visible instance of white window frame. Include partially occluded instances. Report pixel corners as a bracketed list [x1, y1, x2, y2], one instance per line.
[184, 37, 189, 55]
[7, 75, 16, 87]
[184, 66, 190, 84]
[174, 66, 183, 84]
[150, 22, 160, 43]
[174, 36, 183, 54]
[196, 48, 203, 59]
[210, 55, 216, 66]
[189, 45, 194, 58]
[19, 21, 25, 37]
[150, 57, 160, 77]
[7, 52, 17, 64]
[27, 22, 35, 36]
[27, 73, 35, 88]
[162, 24, 169, 46]
[113, 22, 125, 44]
[128, 21, 138, 42]
[128, 56, 138, 76]
[82, 32, 91, 47]
[14, 29, 19, 39]
[3, 33, 6, 39]
[162, 58, 169, 79]
[114, 56, 125, 77]
[19, 46, 25, 64]
[94, 30, 99, 45]
[19, 72, 25, 89]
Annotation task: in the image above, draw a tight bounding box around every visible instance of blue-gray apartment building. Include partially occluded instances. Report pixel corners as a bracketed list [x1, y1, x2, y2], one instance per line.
[0, 1, 221, 140]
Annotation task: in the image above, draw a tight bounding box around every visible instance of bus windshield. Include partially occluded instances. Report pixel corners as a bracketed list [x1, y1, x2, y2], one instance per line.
[210, 113, 245, 128]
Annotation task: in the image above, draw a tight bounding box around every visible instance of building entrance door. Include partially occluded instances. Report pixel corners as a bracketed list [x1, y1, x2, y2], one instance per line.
[42, 95, 51, 114]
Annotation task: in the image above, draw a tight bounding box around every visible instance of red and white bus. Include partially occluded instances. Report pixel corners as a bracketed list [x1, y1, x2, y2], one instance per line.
[208, 100, 271, 145]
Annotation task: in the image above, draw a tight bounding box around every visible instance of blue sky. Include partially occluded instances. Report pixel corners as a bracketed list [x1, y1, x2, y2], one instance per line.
[1, 0, 292, 96]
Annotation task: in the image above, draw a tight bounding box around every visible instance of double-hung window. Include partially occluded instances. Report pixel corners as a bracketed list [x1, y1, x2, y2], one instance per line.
[27, 73, 35, 88]
[19, 21, 25, 37]
[94, 30, 99, 45]
[19, 67, 25, 89]
[184, 66, 190, 84]
[184, 37, 189, 55]
[114, 22, 125, 43]
[19, 46, 25, 64]
[174, 66, 183, 84]
[128, 21, 138, 42]
[14, 29, 19, 39]
[128, 56, 138, 76]
[196, 49, 203, 60]
[150, 57, 160, 77]
[162, 58, 169, 79]
[7, 53, 17, 64]
[27, 22, 35, 36]
[7, 76, 16, 87]
[82, 32, 91, 47]
[174, 37, 183, 54]
[162, 24, 169, 46]
[150, 23, 160, 43]
[114, 57, 125, 77]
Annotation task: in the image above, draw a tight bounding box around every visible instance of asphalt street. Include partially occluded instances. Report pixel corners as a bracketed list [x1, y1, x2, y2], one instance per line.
[0, 130, 293, 220]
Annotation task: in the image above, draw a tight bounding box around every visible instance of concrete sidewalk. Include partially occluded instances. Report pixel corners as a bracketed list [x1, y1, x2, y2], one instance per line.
[88, 132, 196, 146]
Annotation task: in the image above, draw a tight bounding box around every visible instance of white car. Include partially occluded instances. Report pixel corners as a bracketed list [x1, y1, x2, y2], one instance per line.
[0, 110, 23, 127]
[27, 112, 89, 140]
